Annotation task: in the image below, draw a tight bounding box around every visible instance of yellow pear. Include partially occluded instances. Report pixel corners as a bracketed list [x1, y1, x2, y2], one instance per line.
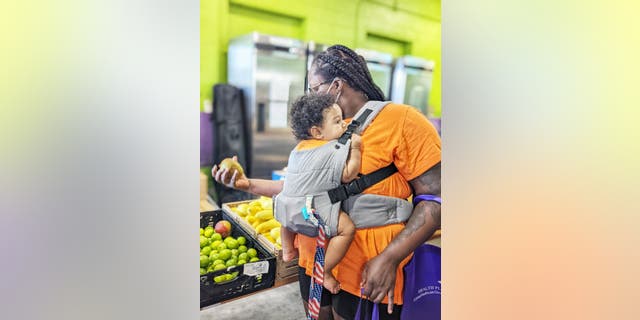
[219, 158, 244, 177]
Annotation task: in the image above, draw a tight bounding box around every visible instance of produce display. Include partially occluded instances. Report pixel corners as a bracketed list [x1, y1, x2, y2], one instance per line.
[200, 222, 260, 283]
[229, 197, 282, 249]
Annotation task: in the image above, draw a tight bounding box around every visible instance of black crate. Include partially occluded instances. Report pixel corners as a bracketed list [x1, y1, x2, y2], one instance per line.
[200, 210, 276, 308]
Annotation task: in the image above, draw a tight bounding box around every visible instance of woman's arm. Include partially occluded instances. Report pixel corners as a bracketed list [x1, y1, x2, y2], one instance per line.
[361, 162, 441, 312]
[212, 157, 284, 197]
[243, 177, 284, 197]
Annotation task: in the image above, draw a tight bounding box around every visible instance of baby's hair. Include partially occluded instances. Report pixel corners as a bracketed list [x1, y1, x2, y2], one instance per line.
[289, 93, 336, 140]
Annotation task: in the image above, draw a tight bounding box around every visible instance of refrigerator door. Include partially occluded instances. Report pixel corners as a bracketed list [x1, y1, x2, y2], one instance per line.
[367, 62, 392, 100]
[403, 66, 432, 116]
[391, 56, 435, 117]
[305, 41, 330, 92]
[355, 48, 394, 100]
[228, 33, 307, 179]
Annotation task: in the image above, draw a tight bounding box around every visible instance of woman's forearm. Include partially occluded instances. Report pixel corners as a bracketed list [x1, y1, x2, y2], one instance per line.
[246, 178, 284, 197]
[381, 163, 441, 263]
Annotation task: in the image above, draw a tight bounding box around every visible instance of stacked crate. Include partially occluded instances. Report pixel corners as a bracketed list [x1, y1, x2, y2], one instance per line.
[222, 199, 299, 285]
[200, 210, 276, 308]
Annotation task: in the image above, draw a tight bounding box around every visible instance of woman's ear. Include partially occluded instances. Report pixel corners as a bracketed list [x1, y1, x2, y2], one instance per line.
[309, 126, 323, 139]
[333, 78, 343, 91]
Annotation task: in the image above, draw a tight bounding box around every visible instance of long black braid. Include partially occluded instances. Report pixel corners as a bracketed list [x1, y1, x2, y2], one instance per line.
[330, 45, 380, 92]
[312, 45, 386, 101]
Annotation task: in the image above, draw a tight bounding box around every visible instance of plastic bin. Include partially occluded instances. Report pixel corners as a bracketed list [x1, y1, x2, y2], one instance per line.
[200, 210, 276, 308]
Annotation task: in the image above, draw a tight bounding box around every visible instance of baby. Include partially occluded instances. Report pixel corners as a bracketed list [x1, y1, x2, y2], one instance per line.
[277, 93, 359, 294]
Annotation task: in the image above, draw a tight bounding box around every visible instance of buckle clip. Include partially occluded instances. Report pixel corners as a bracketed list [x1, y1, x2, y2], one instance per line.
[345, 178, 365, 195]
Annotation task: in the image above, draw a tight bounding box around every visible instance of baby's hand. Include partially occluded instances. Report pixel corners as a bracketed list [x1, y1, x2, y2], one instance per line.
[350, 134, 362, 149]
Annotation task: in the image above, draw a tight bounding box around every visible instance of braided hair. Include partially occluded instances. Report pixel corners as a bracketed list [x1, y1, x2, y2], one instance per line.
[311, 45, 386, 101]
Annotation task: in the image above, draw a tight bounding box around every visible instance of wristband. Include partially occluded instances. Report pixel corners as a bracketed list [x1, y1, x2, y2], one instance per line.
[413, 194, 441, 206]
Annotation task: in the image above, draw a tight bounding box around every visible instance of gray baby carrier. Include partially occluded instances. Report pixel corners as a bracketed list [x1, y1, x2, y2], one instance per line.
[274, 101, 414, 237]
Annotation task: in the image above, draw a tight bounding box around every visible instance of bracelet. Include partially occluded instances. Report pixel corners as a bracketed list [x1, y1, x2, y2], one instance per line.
[413, 194, 441, 206]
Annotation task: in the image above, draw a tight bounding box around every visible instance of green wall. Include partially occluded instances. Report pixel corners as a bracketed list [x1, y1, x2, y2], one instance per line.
[201, 0, 441, 116]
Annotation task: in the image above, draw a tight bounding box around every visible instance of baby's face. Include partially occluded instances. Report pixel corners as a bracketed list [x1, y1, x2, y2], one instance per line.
[318, 104, 347, 140]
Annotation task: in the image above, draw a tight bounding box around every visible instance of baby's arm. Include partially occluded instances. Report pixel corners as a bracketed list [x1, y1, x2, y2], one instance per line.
[341, 134, 362, 183]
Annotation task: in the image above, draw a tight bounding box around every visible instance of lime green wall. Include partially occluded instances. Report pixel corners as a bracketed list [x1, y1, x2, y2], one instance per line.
[201, 0, 441, 116]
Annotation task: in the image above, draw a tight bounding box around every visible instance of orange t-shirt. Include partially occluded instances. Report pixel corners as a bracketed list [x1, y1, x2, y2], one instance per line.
[295, 103, 441, 305]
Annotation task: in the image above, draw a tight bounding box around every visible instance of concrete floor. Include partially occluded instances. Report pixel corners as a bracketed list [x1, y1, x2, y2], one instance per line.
[201, 282, 307, 320]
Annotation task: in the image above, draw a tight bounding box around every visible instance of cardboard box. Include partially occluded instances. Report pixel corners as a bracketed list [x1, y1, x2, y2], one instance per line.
[200, 172, 208, 201]
[222, 199, 299, 282]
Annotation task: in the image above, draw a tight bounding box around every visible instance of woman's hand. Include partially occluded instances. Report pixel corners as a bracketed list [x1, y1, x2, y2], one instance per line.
[211, 156, 250, 191]
[361, 163, 441, 314]
[361, 252, 399, 314]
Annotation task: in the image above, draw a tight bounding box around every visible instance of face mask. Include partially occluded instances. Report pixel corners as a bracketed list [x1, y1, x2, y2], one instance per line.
[324, 78, 341, 103]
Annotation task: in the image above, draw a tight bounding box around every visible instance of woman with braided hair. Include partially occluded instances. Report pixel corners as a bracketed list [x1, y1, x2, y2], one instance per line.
[213, 44, 441, 320]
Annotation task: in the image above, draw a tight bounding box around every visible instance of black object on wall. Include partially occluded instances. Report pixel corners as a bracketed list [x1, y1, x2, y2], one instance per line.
[257, 103, 266, 133]
[212, 84, 253, 204]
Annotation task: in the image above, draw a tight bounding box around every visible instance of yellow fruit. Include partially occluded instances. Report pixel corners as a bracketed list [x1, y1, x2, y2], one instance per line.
[276, 236, 281, 246]
[248, 200, 261, 208]
[246, 215, 256, 224]
[258, 198, 272, 209]
[263, 235, 276, 244]
[237, 203, 249, 214]
[252, 220, 261, 229]
[256, 219, 280, 234]
[248, 206, 261, 215]
[270, 228, 280, 239]
[255, 210, 274, 220]
[233, 207, 248, 217]
[219, 158, 245, 177]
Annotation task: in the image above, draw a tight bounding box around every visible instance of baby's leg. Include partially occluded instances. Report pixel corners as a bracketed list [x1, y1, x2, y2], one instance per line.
[280, 227, 298, 262]
[323, 211, 355, 294]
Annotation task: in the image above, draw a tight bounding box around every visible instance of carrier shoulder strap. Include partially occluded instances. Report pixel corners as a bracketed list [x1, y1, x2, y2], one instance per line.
[336, 109, 372, 146]
[327, 162, 398, 204]
[327, 101, 398, 204]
